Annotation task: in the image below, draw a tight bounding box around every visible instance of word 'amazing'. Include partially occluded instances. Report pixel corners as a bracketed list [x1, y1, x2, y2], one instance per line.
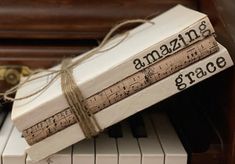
[133, 21, 211, 70]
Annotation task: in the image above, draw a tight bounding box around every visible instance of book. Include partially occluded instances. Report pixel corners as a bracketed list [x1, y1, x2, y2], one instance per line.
[12, 5, 214, 131]
[11, 5, 223, 161]
[22, 36, 218, 146]
[24, 40, 233, 161]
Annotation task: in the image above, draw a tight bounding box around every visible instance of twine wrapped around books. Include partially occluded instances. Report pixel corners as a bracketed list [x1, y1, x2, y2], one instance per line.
[1, 19, 154, 138]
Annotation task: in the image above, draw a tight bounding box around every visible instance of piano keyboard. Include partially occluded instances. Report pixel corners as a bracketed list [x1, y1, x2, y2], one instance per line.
[0, 111, 187, 164]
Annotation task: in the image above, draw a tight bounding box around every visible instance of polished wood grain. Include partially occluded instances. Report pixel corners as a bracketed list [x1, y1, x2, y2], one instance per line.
[0, 0, 197, 39]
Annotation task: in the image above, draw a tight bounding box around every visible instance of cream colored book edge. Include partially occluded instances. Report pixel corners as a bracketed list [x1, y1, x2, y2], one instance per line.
[12, 5, 214, 131]
[26, 43, 234, 161]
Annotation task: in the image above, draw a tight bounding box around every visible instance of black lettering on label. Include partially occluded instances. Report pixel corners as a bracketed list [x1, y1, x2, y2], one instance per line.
[185, 29, 200, 43]
[143, 50, 162, 65]
[133, 58, 145, 70]
[199, 21, 211, 37]
[206, 62, 216, 73]
[216, 57, 226, 68]
[185, 71, 195, 84]
[195, 67, 207, 78]
[175, 56, 228, 91]
[170, 38, 181, 51]
[178, 34, 187, 46]
[160, 44, 172, 56]
[175, 74, 187, 90]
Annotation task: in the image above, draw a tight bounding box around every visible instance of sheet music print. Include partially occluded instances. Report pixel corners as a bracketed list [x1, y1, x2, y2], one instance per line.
[23, 36, 219, 145]
[22, 108, 77, 145]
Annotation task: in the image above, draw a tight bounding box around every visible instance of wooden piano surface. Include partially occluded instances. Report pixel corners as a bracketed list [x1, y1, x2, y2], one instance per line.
[0, 0, 234, 164]
[0, 0, 197, 39]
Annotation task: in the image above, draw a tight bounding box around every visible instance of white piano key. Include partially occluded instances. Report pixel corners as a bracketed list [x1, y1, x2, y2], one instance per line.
[137, 114, 164, 164]
[73, 139, 94, 164]
[26, 146, 72, 164]
[95, 132, 118, 164]
[2, 127, 28, 164]
[117, 122, 141, 164]
[0, 112, 14, 164]
[151, 112, 187, 164]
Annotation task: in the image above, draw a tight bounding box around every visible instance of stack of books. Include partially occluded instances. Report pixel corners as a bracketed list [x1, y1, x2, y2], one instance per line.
[10, 5, 233, 161]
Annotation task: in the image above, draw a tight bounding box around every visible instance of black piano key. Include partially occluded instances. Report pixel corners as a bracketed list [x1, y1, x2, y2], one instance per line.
[0, 104, 9, 129]
[166, 89, 215, 153]
[0, 111, 6, 128]
[128, 113, 147, 138]
[108, 123, 123, 138]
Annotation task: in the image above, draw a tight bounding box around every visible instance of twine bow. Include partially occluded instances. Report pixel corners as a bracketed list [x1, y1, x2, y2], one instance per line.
[1, 19, 154, 138]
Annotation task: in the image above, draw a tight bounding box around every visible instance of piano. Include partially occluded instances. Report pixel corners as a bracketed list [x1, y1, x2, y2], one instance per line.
[0, 89, 225, 164]
[0, 0, 234, 164]
[0, 106, 188, 164]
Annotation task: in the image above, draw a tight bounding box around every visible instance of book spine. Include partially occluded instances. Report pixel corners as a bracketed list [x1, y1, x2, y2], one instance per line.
[130, 17, 215, 71]
[26, 43, 233, 162]
[23, 36, 218, 146]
